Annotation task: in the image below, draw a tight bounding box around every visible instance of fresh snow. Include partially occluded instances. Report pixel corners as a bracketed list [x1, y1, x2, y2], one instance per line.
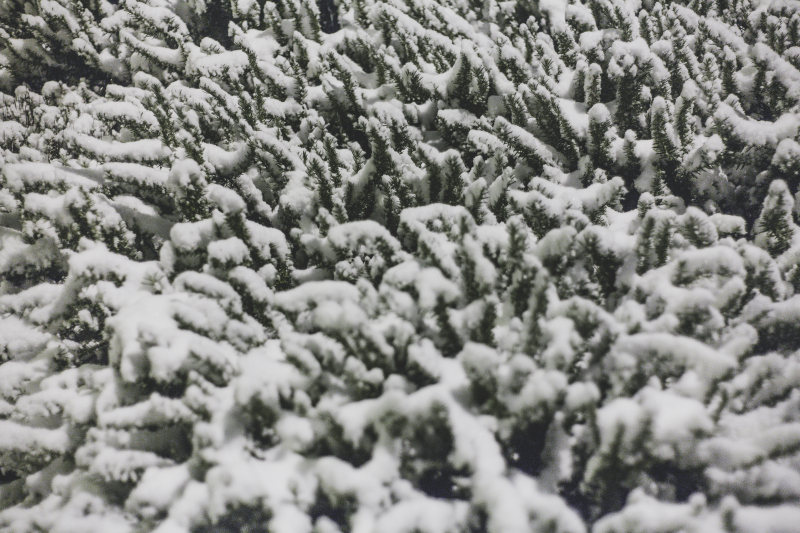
[2, 0, 800, 531]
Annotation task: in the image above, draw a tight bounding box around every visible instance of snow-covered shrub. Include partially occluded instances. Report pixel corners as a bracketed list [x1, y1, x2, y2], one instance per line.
[2, 0, 800, 531]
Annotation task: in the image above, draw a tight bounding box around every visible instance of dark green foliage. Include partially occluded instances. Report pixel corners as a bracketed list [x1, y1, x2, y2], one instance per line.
[3, 0, 800, 532]
[754, 180, 796, 257]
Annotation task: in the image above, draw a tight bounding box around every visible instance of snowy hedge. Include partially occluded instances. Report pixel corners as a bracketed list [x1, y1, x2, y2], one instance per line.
[2, 0, 800, 531]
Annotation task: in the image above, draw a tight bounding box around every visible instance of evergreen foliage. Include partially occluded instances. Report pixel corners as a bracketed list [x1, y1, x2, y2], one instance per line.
[1, 0, 800, 531]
